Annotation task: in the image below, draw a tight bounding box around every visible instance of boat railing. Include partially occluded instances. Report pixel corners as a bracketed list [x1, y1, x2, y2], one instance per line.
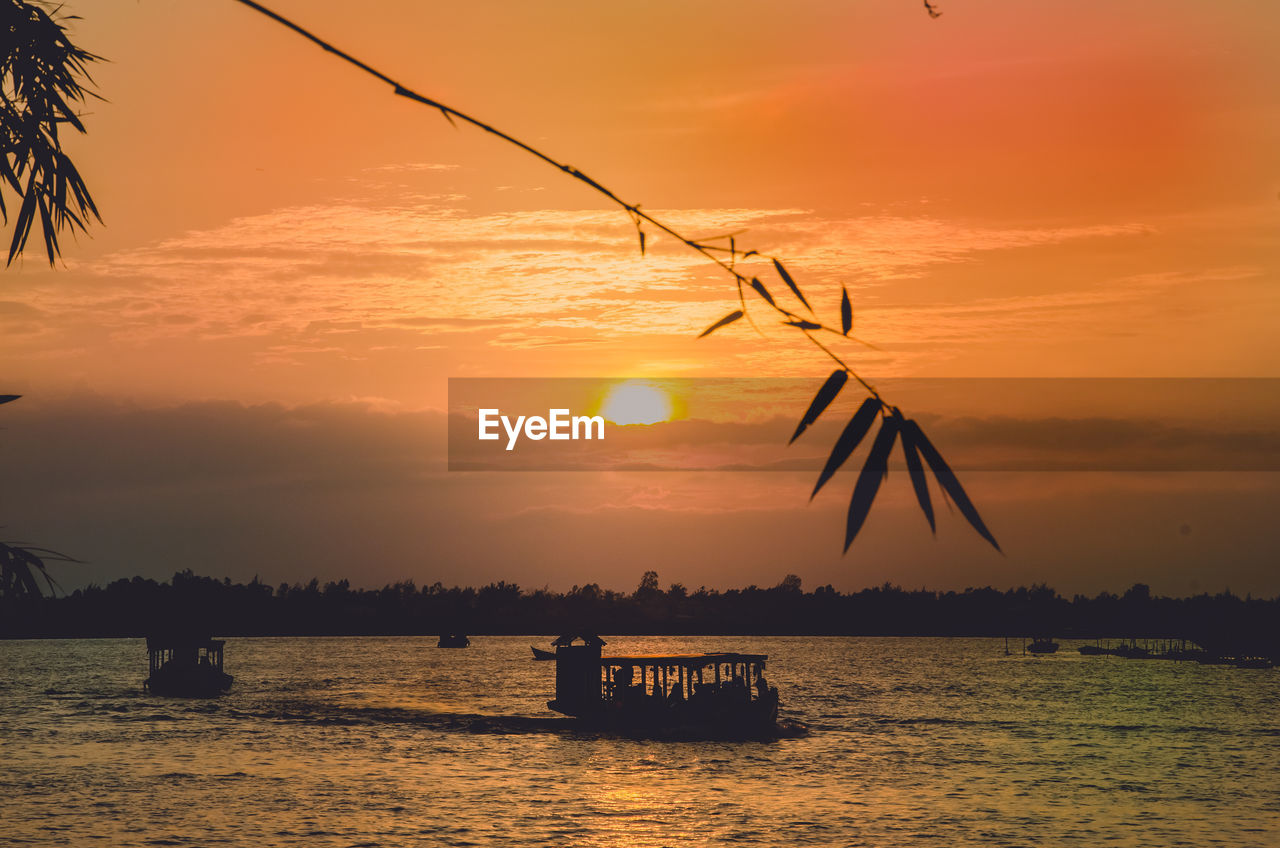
[597, 653, 773, 708]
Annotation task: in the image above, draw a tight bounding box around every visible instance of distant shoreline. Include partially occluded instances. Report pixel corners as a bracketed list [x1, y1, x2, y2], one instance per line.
[0, 632, 1235, 642]
[3, 570, 1277, 659]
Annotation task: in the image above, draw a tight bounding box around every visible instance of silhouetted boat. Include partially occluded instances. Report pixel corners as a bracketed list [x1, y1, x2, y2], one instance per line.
[1078, 644, 1107, 655]
[438, 634, 470, 648]
[1027, 639, 1059, 654]
[1234, 657, 1274, 669]
[144, 635, 233, 698]
[545, 633, 792, 737]
[531, 645, 555, 661]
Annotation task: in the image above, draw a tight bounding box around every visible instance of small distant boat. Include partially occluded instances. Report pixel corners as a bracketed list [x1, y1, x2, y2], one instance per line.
[1234, 657, 1274, 669]
[531, 645, 555, 661]
[1078, 644, 1107, 655]
[1027, 639, 1059, 654]
[144, 635, 233, 698]
[438, 634, 470, 648]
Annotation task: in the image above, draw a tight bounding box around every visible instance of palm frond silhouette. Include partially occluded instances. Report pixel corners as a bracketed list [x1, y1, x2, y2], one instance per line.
[1, 0, 103, 266]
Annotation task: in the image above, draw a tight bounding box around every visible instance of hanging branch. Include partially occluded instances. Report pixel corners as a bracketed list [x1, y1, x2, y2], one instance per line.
[230, 0, 997, 554]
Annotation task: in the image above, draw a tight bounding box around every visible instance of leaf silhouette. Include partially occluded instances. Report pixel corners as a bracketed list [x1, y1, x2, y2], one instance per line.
[899, 416, 935, 533]
[698, 310, 744, 338]
[783, 320, 822, 330]
[8, 180, 38, 265]
[0, 394, 21, 405]
[773, 259, 812, 312]
[790, 370, 848, 444]
[811, 397, 882, 499]
[0, 541, 70, 597]
[638, 229, 646, 256]
[749, 277, 775, 306]
[841, 286, 853, 335]
[903, 419, 1000, 551]
[845, 415, 900, 552]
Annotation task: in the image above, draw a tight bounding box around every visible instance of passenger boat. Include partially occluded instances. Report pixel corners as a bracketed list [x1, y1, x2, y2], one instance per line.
[1027, 638, 1059, 654]
[544, 634, 787, 737]
[144, 635, 233, 697]
[531, 645, 555, 661]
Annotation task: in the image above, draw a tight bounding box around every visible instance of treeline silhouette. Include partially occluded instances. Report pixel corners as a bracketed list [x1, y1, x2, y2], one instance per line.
[3, 570, 1277, 658]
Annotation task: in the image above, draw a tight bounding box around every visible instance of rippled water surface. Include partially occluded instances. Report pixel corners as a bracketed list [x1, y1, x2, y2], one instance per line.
[4, 636, 1279, 846]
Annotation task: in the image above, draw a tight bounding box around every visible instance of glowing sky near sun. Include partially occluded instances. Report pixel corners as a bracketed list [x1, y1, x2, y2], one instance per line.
[2, 0, 1278, 594]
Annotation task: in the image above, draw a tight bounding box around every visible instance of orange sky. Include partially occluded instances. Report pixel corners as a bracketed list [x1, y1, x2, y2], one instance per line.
[3, 0, 1279, 595]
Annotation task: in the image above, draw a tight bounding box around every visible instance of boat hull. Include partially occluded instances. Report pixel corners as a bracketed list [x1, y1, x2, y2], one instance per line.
[548, 692, 784, 739]
[145, 668, 233, 698]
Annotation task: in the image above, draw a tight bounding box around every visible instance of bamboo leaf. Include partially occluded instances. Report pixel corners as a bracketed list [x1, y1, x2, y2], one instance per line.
[811, 397, 882, 499]
[790, 370, 847, 444]
[783, 320, 822, 330]
[749, 277, 775, 307]
[638, 229, 646, 256]
[904, 419, 1000, 551]
[16, 546, 83, 563]
[8, 177, 39, 266]
[841, 286, 853, 335]
[0, 395, 21, 405]
[773, 259, 812, 312]
[39, 193, 58, 264]
[698, 310, 744, 338]
[899, 416, 935, 533]
[845, 415, 900, 552]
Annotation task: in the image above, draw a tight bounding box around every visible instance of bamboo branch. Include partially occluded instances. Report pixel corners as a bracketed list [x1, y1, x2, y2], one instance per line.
[229, 0, 1000, 554]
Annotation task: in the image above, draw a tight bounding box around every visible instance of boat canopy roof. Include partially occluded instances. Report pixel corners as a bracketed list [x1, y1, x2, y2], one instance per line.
[600, 652, 766, 668]
[553, 633, 607, 647]
[145, 636, 225, 651]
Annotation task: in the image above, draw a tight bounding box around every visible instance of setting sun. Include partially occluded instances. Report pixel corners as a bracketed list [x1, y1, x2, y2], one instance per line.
[599, 380, 672, 426]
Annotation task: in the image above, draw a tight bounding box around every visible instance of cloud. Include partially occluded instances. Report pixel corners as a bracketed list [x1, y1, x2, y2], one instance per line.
[361, 163, 461, 173]
[2, 395, 447, 493]
[9, 188, 1163, 376]
[444, 376, 1280, 473]
[4, 393, 1278, 596]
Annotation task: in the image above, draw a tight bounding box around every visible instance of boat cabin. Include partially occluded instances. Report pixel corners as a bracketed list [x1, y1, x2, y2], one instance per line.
[147, 635, 225, 677]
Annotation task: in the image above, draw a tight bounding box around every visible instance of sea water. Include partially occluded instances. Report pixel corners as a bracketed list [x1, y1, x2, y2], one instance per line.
[3, 636, 1278, 847]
